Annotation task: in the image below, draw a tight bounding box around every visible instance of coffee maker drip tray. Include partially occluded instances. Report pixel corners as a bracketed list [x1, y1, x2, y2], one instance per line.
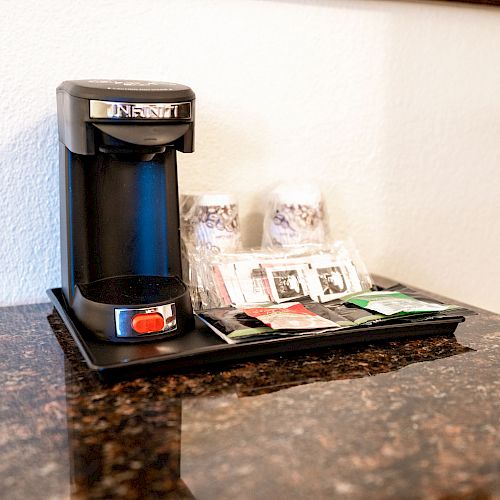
[70, 275, 194, 343]
[78, 275, 187, 305]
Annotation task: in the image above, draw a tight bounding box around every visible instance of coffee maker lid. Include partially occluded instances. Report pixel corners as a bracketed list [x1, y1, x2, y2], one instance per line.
[58, 79, 195, 102]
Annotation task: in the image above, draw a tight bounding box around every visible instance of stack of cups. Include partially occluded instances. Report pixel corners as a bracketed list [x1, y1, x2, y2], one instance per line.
[181, 193, 241, 252]
[261, 184, 326, 248]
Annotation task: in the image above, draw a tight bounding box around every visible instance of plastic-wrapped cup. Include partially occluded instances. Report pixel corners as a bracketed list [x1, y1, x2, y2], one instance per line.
[262, 184, 325, 247]
[183, 193, 241, 252]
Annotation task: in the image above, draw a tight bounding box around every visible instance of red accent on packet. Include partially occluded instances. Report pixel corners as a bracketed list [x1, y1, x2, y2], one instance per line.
[243, 303, 339, 330]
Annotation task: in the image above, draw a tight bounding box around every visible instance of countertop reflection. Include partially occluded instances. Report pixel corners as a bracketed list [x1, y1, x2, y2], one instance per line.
[0, 288, 499, 499]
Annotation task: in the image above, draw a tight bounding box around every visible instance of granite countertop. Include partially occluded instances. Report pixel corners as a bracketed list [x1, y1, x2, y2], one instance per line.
[0, 284, 499, 499]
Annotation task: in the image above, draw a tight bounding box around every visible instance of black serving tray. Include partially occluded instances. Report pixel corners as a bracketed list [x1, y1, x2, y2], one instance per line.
[48, 287, 465, 381]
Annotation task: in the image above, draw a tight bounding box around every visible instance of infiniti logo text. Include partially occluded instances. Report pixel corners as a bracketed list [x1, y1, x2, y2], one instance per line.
[109, 103, 180, 119]
[89, 100, 192, 120]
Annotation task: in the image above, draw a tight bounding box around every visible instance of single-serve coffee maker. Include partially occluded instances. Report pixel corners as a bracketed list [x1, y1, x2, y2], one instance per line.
[51, 79, 195, 343]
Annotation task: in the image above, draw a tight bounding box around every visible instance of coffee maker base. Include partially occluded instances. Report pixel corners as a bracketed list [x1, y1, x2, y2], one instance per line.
[66, 275, 194, 343]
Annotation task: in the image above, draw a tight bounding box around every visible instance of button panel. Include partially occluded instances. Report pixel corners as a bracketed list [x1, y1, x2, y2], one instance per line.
[114, 304, 177, 338]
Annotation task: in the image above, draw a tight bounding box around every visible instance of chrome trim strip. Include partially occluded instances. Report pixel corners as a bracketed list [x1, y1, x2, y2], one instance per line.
[89, 100, 191, 120]
[114, 303, 177, 338]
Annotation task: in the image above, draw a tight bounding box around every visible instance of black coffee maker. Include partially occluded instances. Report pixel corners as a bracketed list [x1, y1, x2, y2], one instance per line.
[52, 79, 195, 343]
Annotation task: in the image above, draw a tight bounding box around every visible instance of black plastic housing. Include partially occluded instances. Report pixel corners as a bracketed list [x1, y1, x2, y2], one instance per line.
[55, 79, 196, 343]
[56, 80, 195, 155]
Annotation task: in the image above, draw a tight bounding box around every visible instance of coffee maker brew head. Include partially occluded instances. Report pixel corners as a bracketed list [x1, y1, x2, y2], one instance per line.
[57, 79, 195, 156]
[56, 79, 196, 343]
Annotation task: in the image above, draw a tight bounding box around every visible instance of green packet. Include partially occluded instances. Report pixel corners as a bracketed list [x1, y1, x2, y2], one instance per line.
[341, 290, 461, 316]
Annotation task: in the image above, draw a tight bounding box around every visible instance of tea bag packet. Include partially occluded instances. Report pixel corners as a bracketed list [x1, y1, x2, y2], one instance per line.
[233, 260, 271, 304]
[262, 183, 326, 248]
[198, 307, 275, 343]
[306, 253, 363, 303]
[214, 262, 246, 305]
[243, 302, 340, 330]
[342, 290, 459, 316]
[260, 259, 311, 303]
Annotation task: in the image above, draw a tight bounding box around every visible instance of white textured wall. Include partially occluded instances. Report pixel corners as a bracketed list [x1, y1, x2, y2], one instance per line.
[1, 0, 499, 312]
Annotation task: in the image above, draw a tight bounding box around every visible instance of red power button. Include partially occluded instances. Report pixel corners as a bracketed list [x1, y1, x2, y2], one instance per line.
[131, 313, 165, 334]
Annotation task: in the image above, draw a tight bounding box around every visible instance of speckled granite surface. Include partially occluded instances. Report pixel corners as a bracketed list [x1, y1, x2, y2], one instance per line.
[0, 287, 499, 499]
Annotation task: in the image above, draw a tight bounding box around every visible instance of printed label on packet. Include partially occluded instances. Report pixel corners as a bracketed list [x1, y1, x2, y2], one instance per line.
[343, 291, 454, 316]
[243, 303, 340, 330]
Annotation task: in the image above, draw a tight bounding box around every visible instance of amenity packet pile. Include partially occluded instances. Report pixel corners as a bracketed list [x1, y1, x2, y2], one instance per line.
[186, 241, 372, 310]
[197, 285, 473, 343]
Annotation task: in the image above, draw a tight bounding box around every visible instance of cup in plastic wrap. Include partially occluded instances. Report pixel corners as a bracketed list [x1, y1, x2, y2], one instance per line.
[262, 184, 326, 247]
[180, 193, 241, 252]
